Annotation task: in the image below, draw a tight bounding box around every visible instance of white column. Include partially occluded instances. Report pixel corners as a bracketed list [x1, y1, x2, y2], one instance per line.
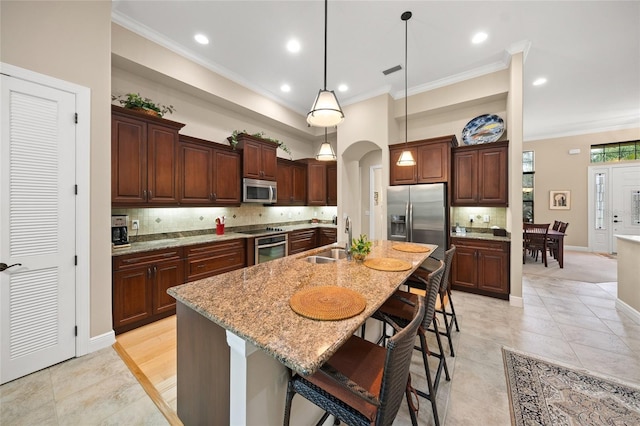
[226, 330, 259, 426]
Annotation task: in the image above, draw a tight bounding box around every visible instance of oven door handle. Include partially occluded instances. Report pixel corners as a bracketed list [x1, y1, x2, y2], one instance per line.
[257, 241, 287, 249]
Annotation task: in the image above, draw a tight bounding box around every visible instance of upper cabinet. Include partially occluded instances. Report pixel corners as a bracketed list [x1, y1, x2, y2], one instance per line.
[389, 135, 456, 185]
[326, 163, 337, 206]
[277, 158, 306, 205]
[451, 140, 509, 207]
[178, 135, 241, 206]
[235, 133, 278, 181]
[299, 159, 328, 206]
[112, 105, 185, 206]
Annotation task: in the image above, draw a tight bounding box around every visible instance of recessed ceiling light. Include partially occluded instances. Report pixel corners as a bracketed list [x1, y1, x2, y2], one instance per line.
[472, 32, 488, 44]
[286, 39, 301, 53]
[194, 34, 209, 45]
[280, 84, 291, 93]
[533, 77, 548, 86]
[338, 84, 348, 92]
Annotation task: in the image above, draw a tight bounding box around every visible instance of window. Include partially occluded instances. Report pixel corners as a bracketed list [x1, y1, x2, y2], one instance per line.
[591, 140, 640, 163]
[523, 151, 534, 223]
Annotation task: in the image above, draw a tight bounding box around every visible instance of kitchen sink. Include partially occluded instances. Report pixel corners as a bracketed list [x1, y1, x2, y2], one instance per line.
[305, 256, 336, 264]
[314, 248, 348, 260]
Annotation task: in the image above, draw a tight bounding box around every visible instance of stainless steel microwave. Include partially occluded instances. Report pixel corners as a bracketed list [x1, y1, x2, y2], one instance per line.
[243, 178, 277, 203]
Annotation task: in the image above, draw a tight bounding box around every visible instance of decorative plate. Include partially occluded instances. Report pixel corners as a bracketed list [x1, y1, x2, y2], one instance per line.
[461, 114, 505, 145]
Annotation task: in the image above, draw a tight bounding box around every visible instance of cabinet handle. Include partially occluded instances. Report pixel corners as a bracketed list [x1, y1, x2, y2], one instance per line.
[148, 190, 153, 199]
[143, 190, 147, 201]
[147, 267, 152, 278]
[153, 266, 157, 276]
[212, 193, 217, 200]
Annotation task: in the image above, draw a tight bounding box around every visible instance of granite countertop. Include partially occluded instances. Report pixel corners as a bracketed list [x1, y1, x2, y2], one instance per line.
[450, 231, 511, 242]
[112, 223, 338, 256]
[168, 240, 435, 376]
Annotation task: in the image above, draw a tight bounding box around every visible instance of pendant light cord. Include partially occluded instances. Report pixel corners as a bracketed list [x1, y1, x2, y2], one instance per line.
[405, 13, 408, 145]
[323, 0, 328, 91]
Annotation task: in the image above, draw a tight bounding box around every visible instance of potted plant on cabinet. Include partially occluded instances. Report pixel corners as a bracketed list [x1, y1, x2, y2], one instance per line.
[228, 130, 292, 159]
[111, 93, 175, 117]
[350, 234, 372, 263]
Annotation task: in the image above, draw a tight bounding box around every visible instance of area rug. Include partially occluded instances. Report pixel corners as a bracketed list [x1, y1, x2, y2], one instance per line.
[502, 347, 640, 425]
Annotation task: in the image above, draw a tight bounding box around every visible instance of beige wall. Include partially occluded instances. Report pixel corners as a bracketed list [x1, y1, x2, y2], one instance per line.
[1, 1, 113, 337]
[524, 127, 640, 247]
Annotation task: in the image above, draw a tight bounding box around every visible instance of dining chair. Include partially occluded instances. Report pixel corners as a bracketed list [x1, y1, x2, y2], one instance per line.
[552, 220, 561, 231]
[523, 223, 550, 266]
[283, 295, 425, 426]
[548, 222, 569, 259]
[373, 261, 447, 426]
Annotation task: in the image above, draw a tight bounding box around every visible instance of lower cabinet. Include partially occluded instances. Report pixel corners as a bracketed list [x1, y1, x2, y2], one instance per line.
[289, 229, 318, 255]
[318, 228, 337, 246]
[184, 239, 246, 282]
[112, 247, 185, 334]
[450, 237, 510, 299]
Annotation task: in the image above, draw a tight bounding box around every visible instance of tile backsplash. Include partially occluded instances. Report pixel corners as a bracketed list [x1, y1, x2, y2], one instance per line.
[112, 205, 338, 236]
[450, 207, 507, 231]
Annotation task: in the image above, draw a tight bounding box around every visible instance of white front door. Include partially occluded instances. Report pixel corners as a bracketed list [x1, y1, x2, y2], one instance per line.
[611, 165, 640, 253]
[0, 75, 77, 384]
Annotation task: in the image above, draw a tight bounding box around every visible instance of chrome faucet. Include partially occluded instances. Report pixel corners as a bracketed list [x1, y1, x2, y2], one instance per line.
[345, 216, 353, 258]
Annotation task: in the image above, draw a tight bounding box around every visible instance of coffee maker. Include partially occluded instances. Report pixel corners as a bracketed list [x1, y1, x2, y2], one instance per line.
[111, 215, 129, 246]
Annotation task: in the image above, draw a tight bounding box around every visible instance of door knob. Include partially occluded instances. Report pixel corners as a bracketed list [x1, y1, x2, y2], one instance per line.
[0, 263, 22, 271]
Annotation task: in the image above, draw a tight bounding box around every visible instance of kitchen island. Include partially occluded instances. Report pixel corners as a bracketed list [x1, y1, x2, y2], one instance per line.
[168, 240, 435, 425]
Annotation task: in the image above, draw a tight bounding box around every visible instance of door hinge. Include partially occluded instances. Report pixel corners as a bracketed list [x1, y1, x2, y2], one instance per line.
[74, 113, 78, 124]
[75, 184, 78, 195]
[75, 326, 78, 336]
[74, 255, 78, 266]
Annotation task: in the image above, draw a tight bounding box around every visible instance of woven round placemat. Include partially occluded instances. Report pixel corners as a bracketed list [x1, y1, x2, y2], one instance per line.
[289, 286, 366, 321]
[363, 258, 412, 272]
[392, 243, 431, 253]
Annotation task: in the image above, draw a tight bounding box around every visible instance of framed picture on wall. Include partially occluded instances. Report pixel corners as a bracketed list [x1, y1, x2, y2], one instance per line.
[549, 190, 571, 210]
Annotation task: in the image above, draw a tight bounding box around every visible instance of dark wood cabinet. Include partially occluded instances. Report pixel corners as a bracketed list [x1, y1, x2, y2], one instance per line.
[299, 159, 328, 206]
[451, 141, 508, 206]
[111, 105, 185, 206]
[184, 239, 246, 282]
[450, 237, 510, 299]
[112, 247, 184, 334]
[235, 134, 278, 181]
[276, 158, 306, 205]
[289, 229, 318, 255]
[179, 135, 241, 206]
[318, 228, 338, 246]
[326, 163, 337, 206]
[389, 135, 455, 186]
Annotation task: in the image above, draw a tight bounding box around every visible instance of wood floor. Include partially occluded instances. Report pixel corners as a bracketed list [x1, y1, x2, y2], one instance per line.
[114, 316, 181, 425]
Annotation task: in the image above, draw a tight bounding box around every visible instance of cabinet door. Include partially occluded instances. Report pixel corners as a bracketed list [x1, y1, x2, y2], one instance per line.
[242, 140, 262, 179]
[113, 267, 153, 328]
[153, 259, 184, 315]
[212, 149, 241, 204]
[180, 142, 213, 204]
[478, 249, 509, 294]
[389, 147, 417, 185]
[417, 142, 448, 183]
[112, 115, 147, 204]
[451, 246, 478, 289]
[292, 164, 307, 204]
[260, 143, 278, 181]
[276, 161, 293, 204]
[306, 162, 327, 206]
[147, 123, 178, 204]
[477, 146, 508, 206]
[326, 164, 337, 206]
[451, 150, 478, 205]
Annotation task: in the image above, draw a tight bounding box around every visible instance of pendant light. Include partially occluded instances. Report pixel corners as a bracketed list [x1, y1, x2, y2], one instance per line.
[316, 128, 336, 161]
[307, 0, 344, 127]
[396, 11, 416, 167]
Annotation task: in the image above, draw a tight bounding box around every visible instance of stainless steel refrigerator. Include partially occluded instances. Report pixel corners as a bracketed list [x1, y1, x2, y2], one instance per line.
[387, 183, 448, 260]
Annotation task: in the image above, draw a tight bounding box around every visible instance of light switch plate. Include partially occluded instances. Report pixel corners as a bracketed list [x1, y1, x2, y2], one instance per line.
[483, 215, 490, 223]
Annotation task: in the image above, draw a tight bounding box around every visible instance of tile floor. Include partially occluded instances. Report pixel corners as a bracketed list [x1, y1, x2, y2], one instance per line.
[2, 253, 638, 425]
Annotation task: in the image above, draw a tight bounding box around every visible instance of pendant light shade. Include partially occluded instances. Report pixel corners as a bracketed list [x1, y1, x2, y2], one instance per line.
[307, 0, 344, 127]
[396, 11, 415, 167]
[316, 128, 336, 161]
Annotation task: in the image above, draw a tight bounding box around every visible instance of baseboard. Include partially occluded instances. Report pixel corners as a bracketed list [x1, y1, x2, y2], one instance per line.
[616, 299, 640, 323]
[509, 294, 524, 307]
[87, 329, 116, 353]
[565, 245, 589, 252]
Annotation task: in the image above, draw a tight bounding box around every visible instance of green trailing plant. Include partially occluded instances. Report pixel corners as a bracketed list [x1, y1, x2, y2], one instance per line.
[229, 130, 292, 159]
[350, 234, 372, 256]
[111, 93, 175, 117]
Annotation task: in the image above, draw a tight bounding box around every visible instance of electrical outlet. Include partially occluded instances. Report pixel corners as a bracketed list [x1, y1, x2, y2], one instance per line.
[483, 215, 490, 223]
[469, 215, 475, 222]
[132, 219, 139, 230]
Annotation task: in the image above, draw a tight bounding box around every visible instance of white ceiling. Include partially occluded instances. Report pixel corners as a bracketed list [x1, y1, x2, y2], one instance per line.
[112, 1, 640, 142]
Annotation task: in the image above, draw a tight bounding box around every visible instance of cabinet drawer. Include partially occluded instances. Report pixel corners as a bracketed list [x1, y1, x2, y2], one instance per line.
[451, 238, 508, 252]
[185, 239, 246, 281]
[114, 247, 183, 271]
[289, 230, 317, 254]
[185, 239, 245, 258]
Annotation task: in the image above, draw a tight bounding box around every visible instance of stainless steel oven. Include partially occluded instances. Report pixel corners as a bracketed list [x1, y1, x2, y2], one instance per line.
[255, 233, 288, 264]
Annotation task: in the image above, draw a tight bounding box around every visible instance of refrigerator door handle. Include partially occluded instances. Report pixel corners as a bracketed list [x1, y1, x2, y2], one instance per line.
[404, 202, 410, 242]
[408, 202, 413, 242]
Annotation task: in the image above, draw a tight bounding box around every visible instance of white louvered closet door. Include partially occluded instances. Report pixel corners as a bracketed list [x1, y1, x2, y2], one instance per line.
[0, 75, 76, 384]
